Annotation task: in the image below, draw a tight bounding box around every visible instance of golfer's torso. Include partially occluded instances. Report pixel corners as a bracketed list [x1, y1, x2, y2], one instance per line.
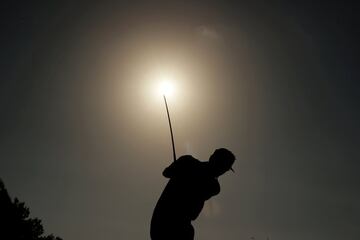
[153, 175, 220, 222]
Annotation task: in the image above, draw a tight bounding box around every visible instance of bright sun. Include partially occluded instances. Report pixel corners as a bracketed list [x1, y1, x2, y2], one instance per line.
[159, 81, 174, 96]
[157, 73, 175, 96]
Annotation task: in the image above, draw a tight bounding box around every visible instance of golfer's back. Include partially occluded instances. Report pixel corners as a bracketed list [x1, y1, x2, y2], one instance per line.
[150, 155, 220, 240]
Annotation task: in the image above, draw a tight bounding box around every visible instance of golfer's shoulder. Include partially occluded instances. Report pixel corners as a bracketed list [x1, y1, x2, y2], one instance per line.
[173, 155, 199, 170]
[177, 155, 199, 164]
[178, 155, 204, 169]
[163, 155, 199, 178]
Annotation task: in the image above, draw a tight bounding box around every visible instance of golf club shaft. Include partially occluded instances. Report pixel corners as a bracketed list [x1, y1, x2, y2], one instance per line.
[163, 95, 176, 162]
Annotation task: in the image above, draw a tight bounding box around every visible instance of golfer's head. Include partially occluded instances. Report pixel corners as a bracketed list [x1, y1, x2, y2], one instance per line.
[209, 148, 235, 177]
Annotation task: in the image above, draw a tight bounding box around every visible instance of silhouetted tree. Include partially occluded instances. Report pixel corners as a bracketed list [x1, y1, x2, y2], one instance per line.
[0, 178, 62, 240]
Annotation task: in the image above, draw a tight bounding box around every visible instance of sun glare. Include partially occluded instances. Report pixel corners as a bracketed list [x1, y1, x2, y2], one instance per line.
[159, 81, 174, 96]
[157, 73, 175, 97]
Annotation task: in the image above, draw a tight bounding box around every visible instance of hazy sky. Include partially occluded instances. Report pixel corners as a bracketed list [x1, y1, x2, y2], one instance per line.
[1, 1, 359, 240]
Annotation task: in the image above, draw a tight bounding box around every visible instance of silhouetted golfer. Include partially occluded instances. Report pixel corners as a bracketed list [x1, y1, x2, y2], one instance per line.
[151, 148, 235, 240]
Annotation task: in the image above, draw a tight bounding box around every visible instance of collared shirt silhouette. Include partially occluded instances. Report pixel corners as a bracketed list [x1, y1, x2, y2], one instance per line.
[151, 148, 235, 240]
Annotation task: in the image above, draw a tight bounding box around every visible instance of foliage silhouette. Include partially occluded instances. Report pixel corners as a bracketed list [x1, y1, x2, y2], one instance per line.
[151, 148, 235, 240]
[0, 178, 62, 240]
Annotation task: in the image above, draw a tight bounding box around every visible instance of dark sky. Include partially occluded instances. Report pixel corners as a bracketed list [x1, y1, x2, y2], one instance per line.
[1, 1, 359, 240]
